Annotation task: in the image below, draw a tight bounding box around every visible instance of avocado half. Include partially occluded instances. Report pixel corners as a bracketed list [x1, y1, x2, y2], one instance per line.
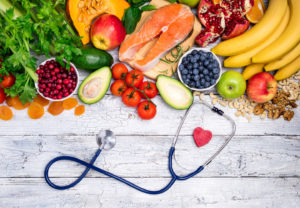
[78, 66, 112, 104]
[156, 75, 193, 110]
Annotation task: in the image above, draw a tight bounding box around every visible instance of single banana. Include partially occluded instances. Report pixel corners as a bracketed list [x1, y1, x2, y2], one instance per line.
[274, 55, 300, 80]
[211, 0, 288, 56]
[224, 7, 290, 68]
[242, 63, 265, 80]
[265, 42, 300, 71]
[253, 0, 300, 63]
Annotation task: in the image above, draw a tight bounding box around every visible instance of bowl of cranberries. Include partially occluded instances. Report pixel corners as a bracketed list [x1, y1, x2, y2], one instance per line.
[36, 58, 79, 101]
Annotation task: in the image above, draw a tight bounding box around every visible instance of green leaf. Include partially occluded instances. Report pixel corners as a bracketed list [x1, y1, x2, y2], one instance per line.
[122, 7, 142, 34]
[141, 5, 157, 11]
[167, 0, 177, 3]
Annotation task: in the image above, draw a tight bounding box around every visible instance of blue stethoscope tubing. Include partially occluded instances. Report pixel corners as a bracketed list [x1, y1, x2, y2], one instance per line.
[44, 99, 236, 194]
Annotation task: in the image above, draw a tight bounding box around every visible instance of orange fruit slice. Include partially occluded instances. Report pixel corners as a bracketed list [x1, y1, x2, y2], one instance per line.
[212, 0, 220, 4]
[246, 0, 265, 24]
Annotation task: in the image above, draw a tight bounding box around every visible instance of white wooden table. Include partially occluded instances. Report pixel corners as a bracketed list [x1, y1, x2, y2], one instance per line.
[1, 47, 300, 207]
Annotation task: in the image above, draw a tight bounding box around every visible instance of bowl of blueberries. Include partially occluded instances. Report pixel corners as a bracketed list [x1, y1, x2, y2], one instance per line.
[177, 48, 222, 91]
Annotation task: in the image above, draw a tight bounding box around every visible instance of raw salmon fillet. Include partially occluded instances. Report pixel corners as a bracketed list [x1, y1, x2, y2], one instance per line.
[119, 3, 194, 71]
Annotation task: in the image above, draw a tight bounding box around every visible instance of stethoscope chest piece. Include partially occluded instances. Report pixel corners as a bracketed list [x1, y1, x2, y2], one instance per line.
[96, 130, 116, 150]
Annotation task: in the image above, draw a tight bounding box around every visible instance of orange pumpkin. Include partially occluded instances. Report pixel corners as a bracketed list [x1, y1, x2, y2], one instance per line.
[67, 0, 129, 45]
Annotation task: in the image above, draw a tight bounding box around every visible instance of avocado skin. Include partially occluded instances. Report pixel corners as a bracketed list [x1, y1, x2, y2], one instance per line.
[72, 47, 113, 71]
[78, 67, 112, 104]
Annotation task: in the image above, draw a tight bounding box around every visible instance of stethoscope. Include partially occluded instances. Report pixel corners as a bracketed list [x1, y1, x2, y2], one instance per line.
[44, 94, 236, 195]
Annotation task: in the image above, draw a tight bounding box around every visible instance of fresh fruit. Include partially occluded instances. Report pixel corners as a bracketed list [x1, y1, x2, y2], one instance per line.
[193, 127, 212, 147]
[139, 81, 158, 99]
[66, 0, 129, 45]
[122, 88, 141, 107]
[274, 55, 300, 80]
[156, 75, 193, 110]
[37, 59, 78, 100]
[125, 70, 144, 88]
[179, 50, 221, 89]
[90, 14, 126, 51]
[75, 105, 85, 116]
[220, 0, 254, 15]
[211, 0, 288, 56]
[222, 17, 250, 40]
[10, 96, 30, 110]
[0, 88, 6, 104]
[28, 102, 45, 119]
[33, 95, 50, 106]
[78, 66, 112, 104]
[0, 106, 13, 121]
[242, 63, 264, 80]
[178, 0, 200, 8]
[137, 101, 157, 120]
[1, 73, 15, 88]
[246, 0, 265, 23]
[247, 72, 277, 103]
[111, 63, 128, 80]
[72, 47, 113, 71]
[195, 28, 221, 47]
[253, 0, 300, 63]
[110, 80, 128, 96]
[63, 98, 79, 110]
[224, 7, 290, 68]
[216, 71, 246, 99]
[265, 42, 300, 71]
[47, 101, 64, 116]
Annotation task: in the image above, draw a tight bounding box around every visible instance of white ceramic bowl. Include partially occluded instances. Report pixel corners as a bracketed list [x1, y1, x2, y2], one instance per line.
[35, 58, 79, 101]
[177, 48, 222, 92]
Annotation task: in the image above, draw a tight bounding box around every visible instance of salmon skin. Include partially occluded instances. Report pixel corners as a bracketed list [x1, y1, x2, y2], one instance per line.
[119, 3, 194, 71]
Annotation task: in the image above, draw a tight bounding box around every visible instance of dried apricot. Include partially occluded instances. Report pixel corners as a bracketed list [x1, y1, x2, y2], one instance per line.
[10, 96, 30, 110]
[47, 101, 64, 116]
[63, 97, 78, 110]
[75, 105, 85, 116]
[28, 102, 45, 119]
[246, 0, 265, 24]
[33, 95, 50, 106]
[0, 106, 13, 121]
[6, 97, 13, 107]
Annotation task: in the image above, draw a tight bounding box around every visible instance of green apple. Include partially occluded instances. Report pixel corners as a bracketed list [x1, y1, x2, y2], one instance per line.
[216, 71, 246, 99]
[178, 0, 200, 8]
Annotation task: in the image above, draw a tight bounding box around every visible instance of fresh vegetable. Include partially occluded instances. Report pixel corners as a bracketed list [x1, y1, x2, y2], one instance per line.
[242, 63, 264, 80]
[139, 81, 158, 99]
[66, 0, 129, 45]
[122, 0, 157, 34]
[63, 97, 78, 110]
[1, 74, 15, 88]
[212, 0, 288, 56]
[0, 88, 6, 104]
[72, 47, 113, 71]
[78, 67, 112, 104]
[47, 101, 64, 116]
[122, 88, 141, 107]
[125, 70, 144, 88]
[137, 101, 156, 120]
[274, 55, 300, 80]
[111, 80, 128, 96]
[0, 106, 13, 121]
[156, 75, 193, 110]
[112, 63, 128, 80]
[27, 102, 44, 119]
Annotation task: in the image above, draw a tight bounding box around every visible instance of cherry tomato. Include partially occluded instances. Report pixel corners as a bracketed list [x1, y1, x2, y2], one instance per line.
[0, 88, 6, 104]
[111, 63, 128, 80]
[139, 81, 158, 99]
[137, 101, 157, 120]
[122, 88, 141, 107]
[110, 80, 128, 96]
[125, 69, 144, 88]
[1, 74, 16, 88]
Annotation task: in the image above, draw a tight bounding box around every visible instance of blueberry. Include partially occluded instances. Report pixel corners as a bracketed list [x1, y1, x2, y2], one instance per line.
[212, 61, 219, 68]
[187, 64, 193, 70]
[203, 52, 208, 58]
[211, 79, 216, 85]
[190, 81, 196, 87]
[182, 69, 188, 75]
[200, 74, 204, 78]
[208, 53, 213, 59]
[182, 75, 187, 80]
[209, 72, 213, 77]
[200, 56, 205, 61]
[213, 68, 219, 74]
[204, 82, 210, 88]
[193, 69, 199, 75]
[208, 64, 213, 70]
[179, 64, 185, 71]
[205, 76, 211, 81]
[185, 79, 190, 85]
[191, 57, 197, 63]
[199, 66, 204, 71]
[203, 69, 209, 75]
[214, 74, 219, 79]
[192, 50, 198, 55]
[200, 79, 205, 85]
[193, 63, 199, 68]
[204, 60, 209, 66]
[194, 54, 200, 60]
[187, 74, 191, 79]
[194, 75, 200, 80]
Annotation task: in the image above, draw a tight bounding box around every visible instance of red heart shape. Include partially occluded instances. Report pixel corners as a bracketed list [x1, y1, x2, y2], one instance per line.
[193, 127, 212, 147]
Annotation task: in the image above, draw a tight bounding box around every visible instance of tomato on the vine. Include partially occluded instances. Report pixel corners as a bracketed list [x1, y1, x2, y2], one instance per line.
[111, 63, 128, 80]
[139, 81, 158, 99]
[0, 88, 6, 104]
[137, 101, 157, 120]
[1, 74, 16, 88]
[122, 88, 141, 107]
[110, 80, 128, 96]
[125, 69, 144, 87]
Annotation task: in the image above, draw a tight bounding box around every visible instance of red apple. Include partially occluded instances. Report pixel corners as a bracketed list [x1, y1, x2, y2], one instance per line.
[90, 14, 126, 51]
[247, 72, 277, 103]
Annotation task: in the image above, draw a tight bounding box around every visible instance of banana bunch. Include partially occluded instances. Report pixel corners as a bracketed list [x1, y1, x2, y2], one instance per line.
[212, 0, 300, 81]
